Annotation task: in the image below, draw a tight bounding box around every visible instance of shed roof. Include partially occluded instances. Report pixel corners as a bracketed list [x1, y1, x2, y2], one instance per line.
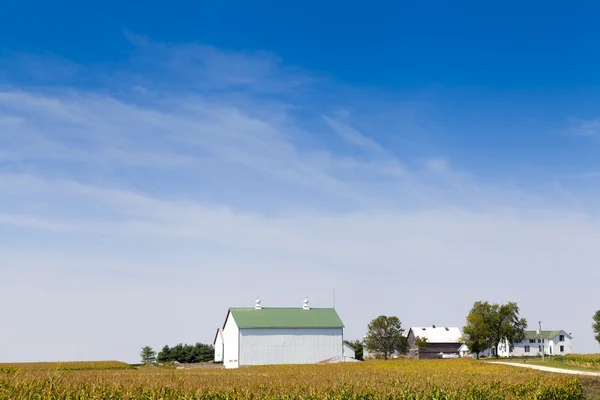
[409, 327, 463, 343]
[213, 328, 223, 345]
[228, 307, 344, 329]
[523, 330, 568, 340]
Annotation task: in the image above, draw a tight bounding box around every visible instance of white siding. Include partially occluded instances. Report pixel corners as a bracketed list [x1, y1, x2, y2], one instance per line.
[482, 331, 573, 358]
[214, 330, 224, 362]
[548, 332, 573, 355]
[343, 342, 356, 359]
[239, 328, 343, 366]
[222, 314, 240, 369]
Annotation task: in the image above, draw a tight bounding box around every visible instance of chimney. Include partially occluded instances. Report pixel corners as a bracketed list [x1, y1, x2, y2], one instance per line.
[255, 298, 262, 310]
[302, 297, 310, 310]
[432, 325, 436, 328]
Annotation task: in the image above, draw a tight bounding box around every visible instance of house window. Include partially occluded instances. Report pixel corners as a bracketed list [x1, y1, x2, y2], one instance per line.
[559, 335, 565, 342]
[524, 346, 530, 353]
[510, 346, 514, 352]
[549, 347, 553, 355]
[538, 339, 541, 343]
[529, 339, 536, 344]
[538, 345, 542, 352]
[560, 345, 564, 352]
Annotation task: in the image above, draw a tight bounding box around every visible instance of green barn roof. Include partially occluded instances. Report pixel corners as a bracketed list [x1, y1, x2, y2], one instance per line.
[228, 308, 344, 329]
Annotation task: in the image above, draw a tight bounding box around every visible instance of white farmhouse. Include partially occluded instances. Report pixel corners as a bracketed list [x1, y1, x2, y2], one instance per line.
[483, 330, 573, 357]
[215, 299, 346, 368]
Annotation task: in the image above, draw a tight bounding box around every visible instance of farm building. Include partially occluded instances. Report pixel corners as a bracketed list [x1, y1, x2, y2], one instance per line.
[213, 328, 224, 362]
[483, 329, 573, 357]
[407, 326, 464, 359]
[215, 298, 347, 368]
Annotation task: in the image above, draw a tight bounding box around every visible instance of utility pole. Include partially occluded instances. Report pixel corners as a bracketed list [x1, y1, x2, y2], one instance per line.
[538, 321, 544, 361]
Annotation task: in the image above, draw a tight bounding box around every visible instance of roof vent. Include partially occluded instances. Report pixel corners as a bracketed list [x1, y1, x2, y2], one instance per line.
[302, 297, 310, 310]
[432, 325, 436, 328]
[255, 298, 262, 310]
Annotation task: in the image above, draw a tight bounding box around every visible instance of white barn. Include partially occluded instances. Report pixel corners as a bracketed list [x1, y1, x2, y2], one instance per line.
[216, 299, 346, 368]
[484, 329, 573, 358]
[213, 328, 224, 362]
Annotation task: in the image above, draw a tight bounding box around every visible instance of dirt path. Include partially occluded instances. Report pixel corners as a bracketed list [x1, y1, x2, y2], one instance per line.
[491, 362, 600, 377]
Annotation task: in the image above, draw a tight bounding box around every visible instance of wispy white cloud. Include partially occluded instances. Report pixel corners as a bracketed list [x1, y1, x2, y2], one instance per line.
[1, 37, 599, 362]
[566, 117, 600, 137]
[324, 116, 389, 154]
[2, 172, 600, 361]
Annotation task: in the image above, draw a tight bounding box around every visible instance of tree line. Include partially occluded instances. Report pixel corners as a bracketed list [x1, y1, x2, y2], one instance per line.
[140, 343, 214, 364]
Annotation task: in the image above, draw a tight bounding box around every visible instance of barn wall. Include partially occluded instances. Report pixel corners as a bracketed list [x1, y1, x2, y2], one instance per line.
[239, 328, 343, 365]
[222, 314, 239, 368]
[214, 332, 224, 363]
[343, 342, 356, 359]
[418, 343, 462, 359]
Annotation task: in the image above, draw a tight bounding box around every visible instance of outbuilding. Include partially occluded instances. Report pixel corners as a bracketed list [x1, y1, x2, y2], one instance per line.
[407, 326, 464, 359]
[217, 298, 346, 368]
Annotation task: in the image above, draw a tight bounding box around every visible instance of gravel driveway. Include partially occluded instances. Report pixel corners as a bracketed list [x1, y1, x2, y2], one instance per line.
[491, 362, 600, 377]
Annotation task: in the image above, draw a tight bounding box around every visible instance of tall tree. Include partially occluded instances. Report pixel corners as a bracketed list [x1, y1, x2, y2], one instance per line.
[593, 310, 600, 346]
[364, 316, 408, 360]
[157, 345, 172, 363]
[140, 346, 156, 365]
[344, 340, 364, 360]
[463, 301, 527, 359]
[489, 302, 527, 358]
[463, 301, 493, 359]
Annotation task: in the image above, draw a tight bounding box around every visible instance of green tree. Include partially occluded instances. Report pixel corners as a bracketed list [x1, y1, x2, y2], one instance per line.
[157, 345, 172, 363]
[489, 302, 527, 358]
[157, 343, 215, 363]
[140, 346, 156, 365]
[463, 302, 493, 359]
[364, 316, 408, 360]
[415, 336, 429, 351]
[463, 301, 527, 359]
[344, 340, 364, 360]
[593, 310, 600, 346]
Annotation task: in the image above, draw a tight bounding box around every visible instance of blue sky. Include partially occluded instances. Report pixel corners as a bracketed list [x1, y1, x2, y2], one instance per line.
[1, 1, 600, 362]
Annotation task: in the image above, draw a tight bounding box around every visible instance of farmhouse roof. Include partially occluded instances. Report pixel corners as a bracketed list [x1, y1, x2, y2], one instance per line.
[227, 307, 344, 329]
[409, 326, 463, 343]
[523, 330, 568, 340]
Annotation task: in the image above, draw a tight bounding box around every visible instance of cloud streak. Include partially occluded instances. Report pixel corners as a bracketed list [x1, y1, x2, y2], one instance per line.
[1, 37, 599, 362]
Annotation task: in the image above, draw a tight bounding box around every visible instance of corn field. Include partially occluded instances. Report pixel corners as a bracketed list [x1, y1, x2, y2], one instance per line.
[562, 354, 600, 369]
[0, 359, 585, 399]
[0, 361, 132, 371]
